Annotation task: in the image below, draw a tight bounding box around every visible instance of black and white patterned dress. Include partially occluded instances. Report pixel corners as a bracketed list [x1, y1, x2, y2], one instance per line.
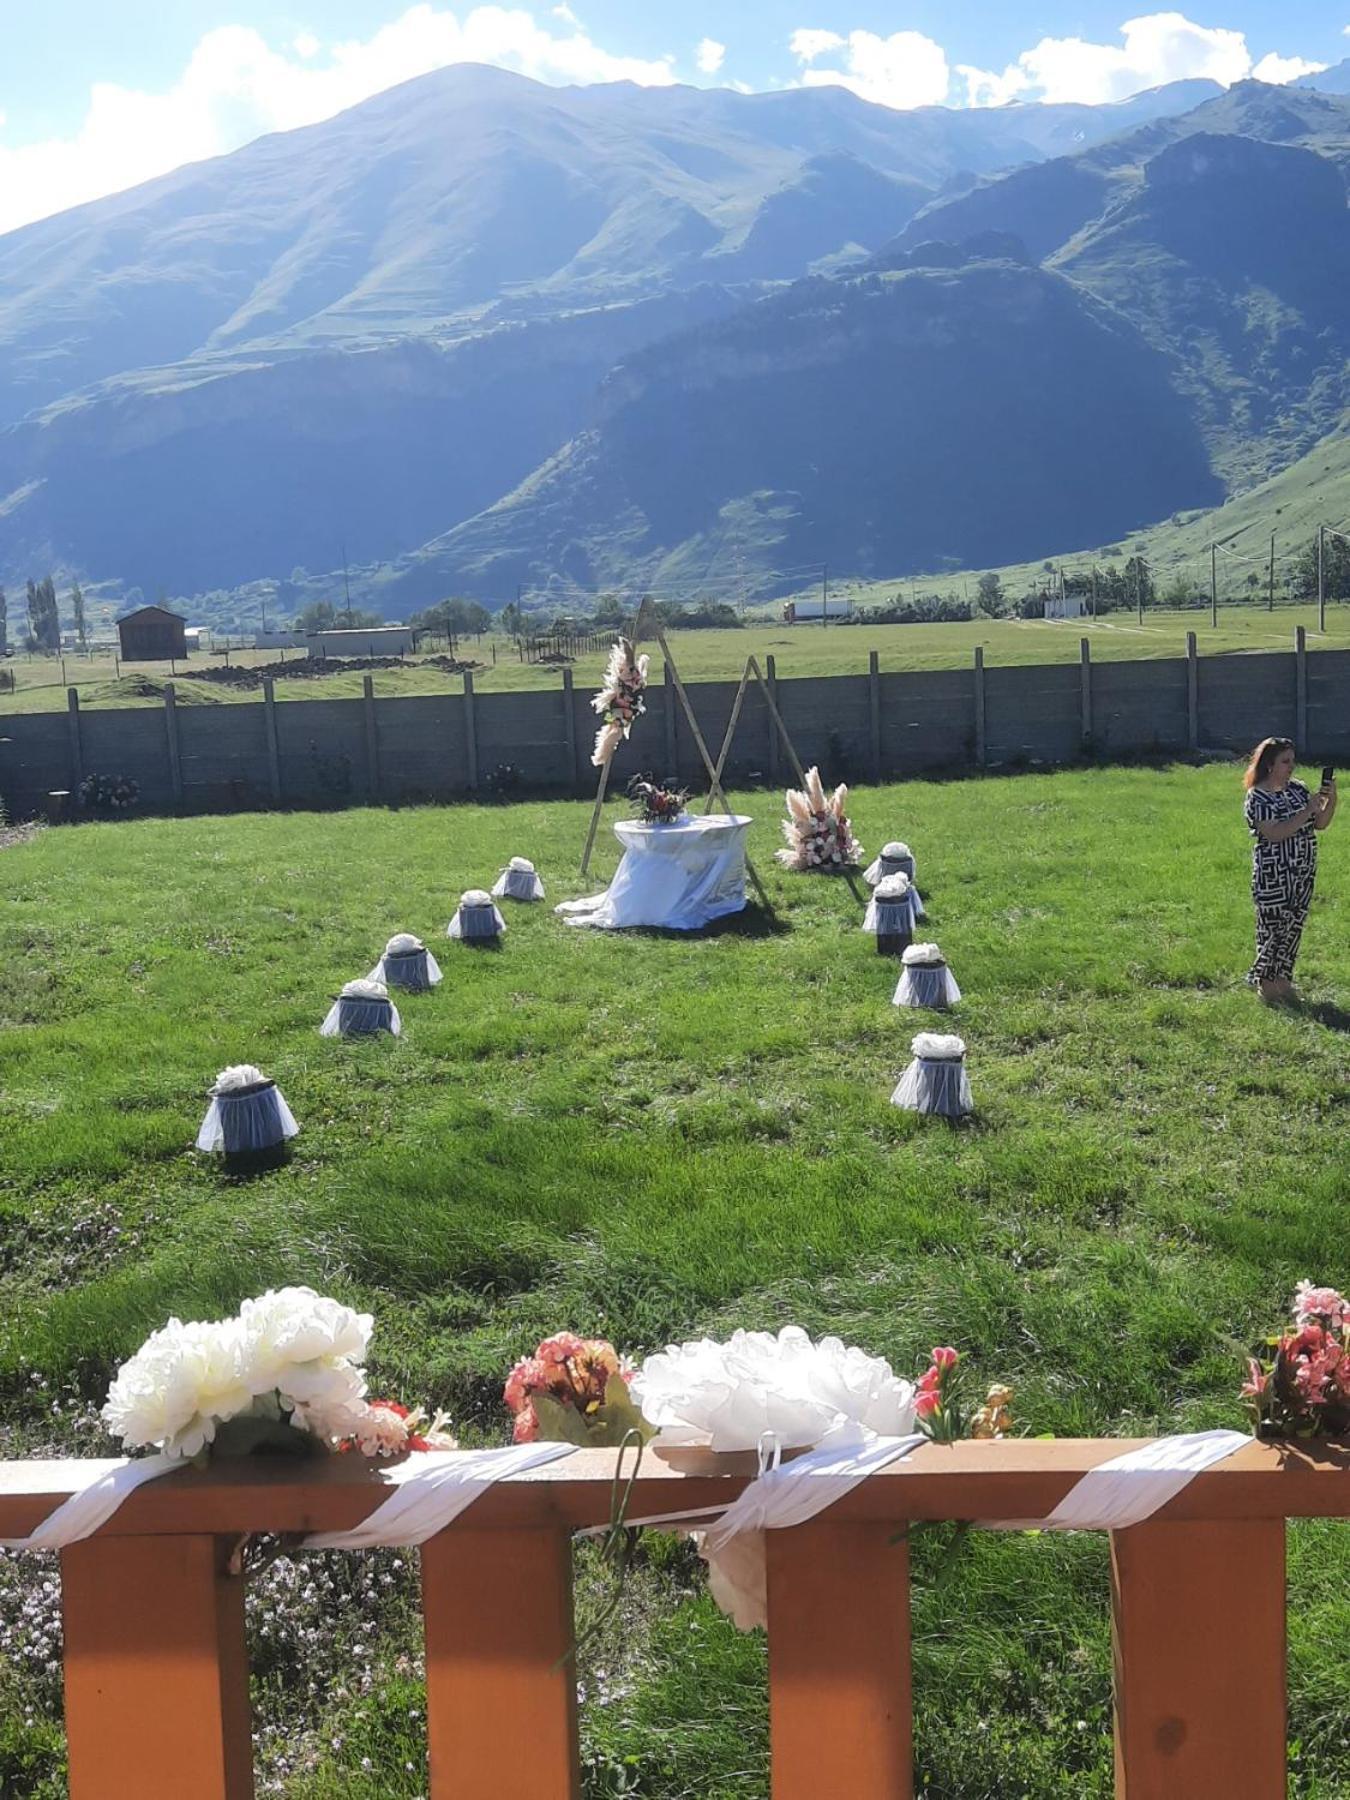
[1244, 780, 1317, 983]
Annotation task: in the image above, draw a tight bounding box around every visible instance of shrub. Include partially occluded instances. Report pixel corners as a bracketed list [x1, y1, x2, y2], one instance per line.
[77, 773, 139, 814]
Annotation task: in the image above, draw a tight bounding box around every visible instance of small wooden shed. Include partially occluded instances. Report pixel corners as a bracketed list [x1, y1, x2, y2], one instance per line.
[117, 605, 187, 662]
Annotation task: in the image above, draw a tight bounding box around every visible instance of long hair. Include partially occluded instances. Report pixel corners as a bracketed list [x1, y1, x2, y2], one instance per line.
[1244, 737, 1294, 790]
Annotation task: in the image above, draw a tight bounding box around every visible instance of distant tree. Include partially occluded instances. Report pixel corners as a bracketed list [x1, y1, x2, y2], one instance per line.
[25, 578, 37, 648]
[410, 597, 492, 638]
[71, 582, 87, 648]
[499, 600, 525, 638]
[26, 576, 60, 651]
[975, 572, 1004, 615]
[1122, 555, 1155, 610]
[295, 599, 381, 632]
[1291, 533, 1350, 601]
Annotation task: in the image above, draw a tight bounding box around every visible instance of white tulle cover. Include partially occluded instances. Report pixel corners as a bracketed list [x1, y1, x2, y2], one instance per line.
[448, 894, 506, 939]
[557, 815, 751, 931]
[197, 1084, 301, 1152]
[893, 961, 962, 1008]
[369, 944, 442, 990]
[891, 1035, 972, 1116]
[320, 996, 402, 1037]
[492, 857, 546, 901]
[864, 842, 915, 886]
[862, 874, 918, 936]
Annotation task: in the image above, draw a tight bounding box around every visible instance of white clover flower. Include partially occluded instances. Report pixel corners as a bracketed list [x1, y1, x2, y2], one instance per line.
[102, 1316, 254, 1459]
[630, 1326, 916, 1452]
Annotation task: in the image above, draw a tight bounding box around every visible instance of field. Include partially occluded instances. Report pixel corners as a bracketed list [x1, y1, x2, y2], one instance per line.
[1, 767, 1348, 1797]
[3, 602, 1347, 717]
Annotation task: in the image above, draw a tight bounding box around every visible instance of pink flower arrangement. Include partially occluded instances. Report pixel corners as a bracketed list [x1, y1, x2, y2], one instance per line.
[504, 1332, 650, 1448]
[1245, 1283, 1350, 1438]
[775, 766, 862, 871]
[591, 639, 649, 767]
[914, 1346, 1013, 1443]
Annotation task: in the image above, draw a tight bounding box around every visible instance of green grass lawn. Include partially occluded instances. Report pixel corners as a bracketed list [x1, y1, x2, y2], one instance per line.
[3, 602, 1346, 717]
[1, 767, 1348, 1797]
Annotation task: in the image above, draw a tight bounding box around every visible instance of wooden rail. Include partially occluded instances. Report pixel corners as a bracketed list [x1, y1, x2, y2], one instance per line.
[3, 1438, 1346, 1799]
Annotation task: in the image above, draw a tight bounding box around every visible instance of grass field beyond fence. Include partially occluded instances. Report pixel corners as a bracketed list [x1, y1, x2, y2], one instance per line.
[3, 604, 1347, 715]
[0, 767, 1347, 1797]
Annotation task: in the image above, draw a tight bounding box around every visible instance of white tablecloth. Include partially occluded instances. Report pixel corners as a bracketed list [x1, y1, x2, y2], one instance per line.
[557, 815, 752, 930]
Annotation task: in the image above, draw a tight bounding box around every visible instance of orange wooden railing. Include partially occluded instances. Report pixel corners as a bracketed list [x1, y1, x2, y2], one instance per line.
[3, 1437, 1347, 1799]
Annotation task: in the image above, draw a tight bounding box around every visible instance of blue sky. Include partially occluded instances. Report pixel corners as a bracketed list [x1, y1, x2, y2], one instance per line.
[2, 3, 1347, 231]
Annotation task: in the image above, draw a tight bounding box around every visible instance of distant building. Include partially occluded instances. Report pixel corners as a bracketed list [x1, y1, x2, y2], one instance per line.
[184, 627, 213, 652]
[305, 625, 414, 658]
[116, 604, 187, 662]
[783, 599, 851, 622]
[254, 630, 306, 651]
[1043, 593, 1085, 620]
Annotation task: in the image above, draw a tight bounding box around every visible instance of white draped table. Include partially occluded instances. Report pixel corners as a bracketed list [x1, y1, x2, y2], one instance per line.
[557, 814, 752, 930]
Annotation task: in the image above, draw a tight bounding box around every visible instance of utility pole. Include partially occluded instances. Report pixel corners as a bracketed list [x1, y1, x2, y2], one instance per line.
[1268, 533, 1275, 614]
[1135, 558, 1143, 625]
[821, 563, 828, 628]
[1210, 543, 1218, 629]
[342, 542, 352, 628]
[1090, 568, 1098, 619]
[1317, 524, 1327, 633]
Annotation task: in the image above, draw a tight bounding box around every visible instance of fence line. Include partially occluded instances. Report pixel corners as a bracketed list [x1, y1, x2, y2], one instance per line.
[2, 633, 1347, 821]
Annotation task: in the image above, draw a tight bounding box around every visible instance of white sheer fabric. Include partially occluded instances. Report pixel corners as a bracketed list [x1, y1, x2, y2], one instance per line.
[369, 947, 442, 990]
[320, 997, 401, 1037]
[197, 1083, 301, 1152]
[0, 1455, 180, 1550]
[557, 815, 752, 930]
[894, 962, 961, 1009]
[448, 896, 506, 939]
[982, 1431, 1251, 1531]
[864, 843, 915, 886]
[892, 1046, 972, 1116]
[304, 1441, 575, 1549]
[492, 858, 546, 901]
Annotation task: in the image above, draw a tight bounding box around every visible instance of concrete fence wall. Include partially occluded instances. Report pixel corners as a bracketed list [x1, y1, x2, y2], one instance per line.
[4, 635, 1348, 820]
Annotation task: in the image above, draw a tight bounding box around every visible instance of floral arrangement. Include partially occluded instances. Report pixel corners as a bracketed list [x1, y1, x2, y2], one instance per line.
[911, 1032, 966, 1060]
[627, 773, 689, 825]
[383, 933, 424, 955]
[504, 1332, 651, 1447]
[1243, 1282, 1350, 1438]
[775, 766, 862, 871]
[102, 1287, 455, 1463]
[902, 943, 946, 966]
[591, 637, 649, 767]
[339, 977, 389, 1000]
[630, 1326, 917, 1450]
[78, 771, 139, 813]
[914, 1346, 1013, 1443]
[212, 1062, 271, 1093]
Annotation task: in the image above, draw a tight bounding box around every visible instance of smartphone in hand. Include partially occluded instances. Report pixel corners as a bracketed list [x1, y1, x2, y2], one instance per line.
[1322, 765, 1336, 789]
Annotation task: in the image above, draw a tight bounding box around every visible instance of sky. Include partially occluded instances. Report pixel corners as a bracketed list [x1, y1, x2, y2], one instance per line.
[1, 3, 1348, 234]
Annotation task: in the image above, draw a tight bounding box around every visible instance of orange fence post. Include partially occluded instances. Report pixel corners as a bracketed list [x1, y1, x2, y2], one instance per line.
[422, 1524, 580, 1800]
[1111, 1519, 1285, 1799]
[767, 1521, 913, 1800]
[61, 1534, 253, 1800]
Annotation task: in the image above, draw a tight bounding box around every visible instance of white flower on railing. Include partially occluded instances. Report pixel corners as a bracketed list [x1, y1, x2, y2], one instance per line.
[102, 1316, 256, 1461]
[213, 1063, 269, 1093]
[631, 1326, 916, 1451]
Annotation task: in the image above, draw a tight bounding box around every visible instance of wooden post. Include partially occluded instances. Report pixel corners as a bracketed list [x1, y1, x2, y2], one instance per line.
[868, 650, 882, 783]
[1079, 638, 1092, 748]
[767, 1522, 913, 1800]
[766, 654, 779, 784]
[1295, 625, 1307, 746]
[973, 647, 986, 768]
[362, 674, 380, 801]
[704, 660, 754, 813]
[163, 683, 183, 807]
[62, 1535, 253, 1800]
[561, 667, 578, 793]
[1186, 632, 1199, 751]
[262, 677, 282, 804]
[663, 659, 678, 775]
[1112, 1520, 1285, 1800]
[66, 687, 83, 791]
[422, 1526, 580, 1800]
[463, 669, 478, 791]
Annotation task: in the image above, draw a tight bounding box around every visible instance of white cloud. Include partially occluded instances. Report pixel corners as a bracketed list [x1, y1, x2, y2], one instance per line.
[959, 10, 1256, 107]
[292, 31, 320, 59]
[0, 4, 676, 236]
[552, 3, 581, 25]
[1251, 52, 1326, 83]
[696, 37, 726, 75]
[792, 28, 950, 109]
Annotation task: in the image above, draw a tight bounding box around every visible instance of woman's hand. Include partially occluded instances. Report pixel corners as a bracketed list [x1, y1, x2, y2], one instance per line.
[1314, 779, 1338, 830]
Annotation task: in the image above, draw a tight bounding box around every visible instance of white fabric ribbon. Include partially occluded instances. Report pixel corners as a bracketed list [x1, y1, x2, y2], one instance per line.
[303, 1441, 575, 1550]
[0, 1454, 180, 1551]
[702, 1430, 926, 1552]
[983, 1429, 1250, 1532]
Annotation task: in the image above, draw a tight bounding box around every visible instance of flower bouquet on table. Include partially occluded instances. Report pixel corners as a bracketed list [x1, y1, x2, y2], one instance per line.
[103, 1287, 456, 1464]
[775, 766, 862, 871]
[913, 1345, 1013, 1443]
[504, 1332, 653, 1448]
[627, 774, 690, 826]
[591, 638, 649, 768]
[1243, 1282, 1350, 1438]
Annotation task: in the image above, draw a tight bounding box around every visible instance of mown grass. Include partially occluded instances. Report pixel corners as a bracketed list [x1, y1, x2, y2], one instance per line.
[3, 602, 1346, 716]
[0, 765, 1347, 1796]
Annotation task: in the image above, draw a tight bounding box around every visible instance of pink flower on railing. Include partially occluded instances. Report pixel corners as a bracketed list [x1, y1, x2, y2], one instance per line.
[1246, 1283, 1350, 1438]
[503, 1333, 648, 1448]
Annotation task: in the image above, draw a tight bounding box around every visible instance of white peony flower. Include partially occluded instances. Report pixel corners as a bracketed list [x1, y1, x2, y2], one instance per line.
[102, 1316, 255, 1460]
[237, 1286, 372, 1410]
[340, 978, 388, 999]
[508, 856, 535, 873]
[874, 873, 911, 900]
[911, 1033, 966, 1060]
[902, 943, 944, 966]
[384, 933, 423, 955]
[213, 1064, 268, 1093]
[630, 1326, 916, 1452]
[882, 841, 911, 860]
[461, 889, 493, 908]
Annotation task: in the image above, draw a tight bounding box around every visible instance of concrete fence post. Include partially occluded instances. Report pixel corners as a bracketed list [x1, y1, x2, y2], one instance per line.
[766, 654, 779, 784]
[262, 677, 283, 805]
[463, 670, 478, 792]
[362, 675, 380, 802]
[1079, 638, 1092, 748]
[868, 651, 882, 784]
[663, 661, 677, 776]
[1295, 626, 1308, 747]
[1186, 632, 1199, 751]
[66, 688, 83, 792]
[973, 648, 986, 769]
[163, 683, 183, 807]
[561, 667, 579, 794]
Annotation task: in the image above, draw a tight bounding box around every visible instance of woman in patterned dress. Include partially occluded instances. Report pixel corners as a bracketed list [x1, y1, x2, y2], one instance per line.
[1243, 738, 1337, 1001]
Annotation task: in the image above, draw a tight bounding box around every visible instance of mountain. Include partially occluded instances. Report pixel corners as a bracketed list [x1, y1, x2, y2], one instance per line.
[371, 251, 1221, 604]
[1296, 58, 1350, 96]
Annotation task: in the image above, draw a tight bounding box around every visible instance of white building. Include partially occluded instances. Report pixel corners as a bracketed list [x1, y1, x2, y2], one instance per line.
[1043, 593, 1085, 620]
[783, 599, 851, 622]
[254, 630, 306, 650]
[306, 625, 414, 658]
